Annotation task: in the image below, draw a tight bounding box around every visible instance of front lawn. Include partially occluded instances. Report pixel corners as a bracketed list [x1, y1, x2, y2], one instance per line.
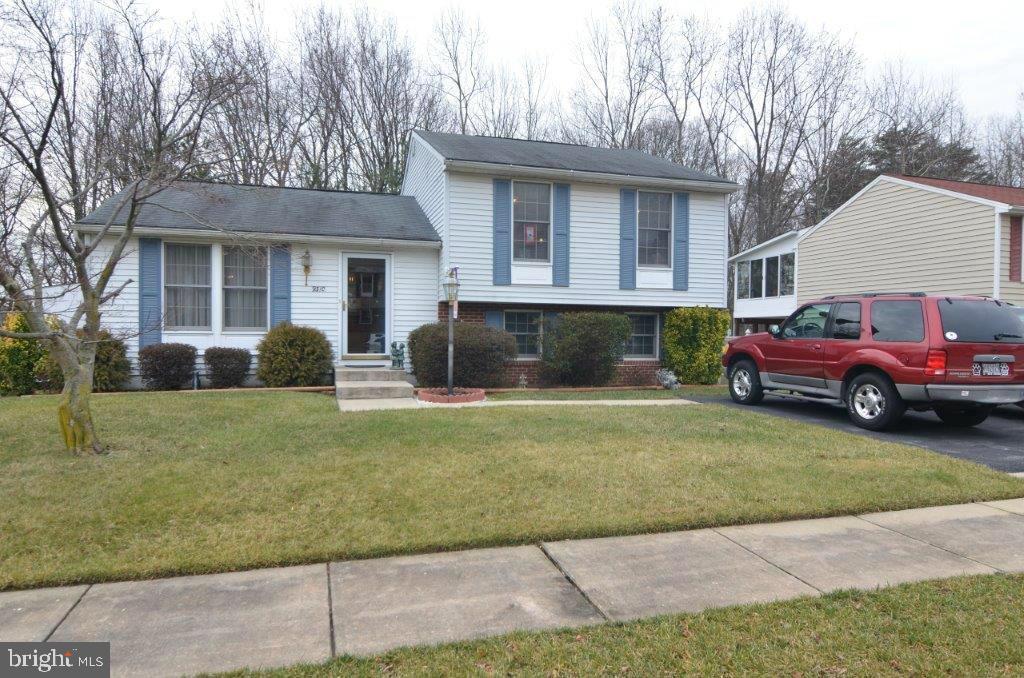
[0, 392, 1020, 589]
[252, 574, 1024, 676]
[486, 385, 726, 400]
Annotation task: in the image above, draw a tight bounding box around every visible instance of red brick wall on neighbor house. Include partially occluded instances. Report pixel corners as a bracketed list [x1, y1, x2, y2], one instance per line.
[437, 302, 663, 387]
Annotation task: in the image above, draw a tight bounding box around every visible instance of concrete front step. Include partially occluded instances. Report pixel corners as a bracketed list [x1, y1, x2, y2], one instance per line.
[336, 380, 415, 400]
[335, 366, 411, 383]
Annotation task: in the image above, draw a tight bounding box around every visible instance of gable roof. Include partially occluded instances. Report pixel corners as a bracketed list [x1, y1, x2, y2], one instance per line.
[728, 228, 805, 262]
[413, 129, 735, 185]
[78, 181, 441, 242]
[888, 174, 1024, 207]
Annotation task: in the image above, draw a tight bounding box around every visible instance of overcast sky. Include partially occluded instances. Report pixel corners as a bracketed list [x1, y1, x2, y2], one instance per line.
[158, 0, 1024, 121]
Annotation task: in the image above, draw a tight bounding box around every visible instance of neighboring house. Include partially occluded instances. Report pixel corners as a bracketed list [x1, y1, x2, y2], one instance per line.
[729, 229, 801, 335]
[728, 174, 1024, 332]
[78, 131, 738, 385]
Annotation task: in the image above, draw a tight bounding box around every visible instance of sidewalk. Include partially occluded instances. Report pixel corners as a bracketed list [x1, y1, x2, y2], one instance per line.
[3, 498, 1024, 677]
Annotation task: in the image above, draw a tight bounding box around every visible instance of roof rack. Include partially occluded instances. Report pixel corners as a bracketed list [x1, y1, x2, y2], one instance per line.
[820, 292, 927, 300]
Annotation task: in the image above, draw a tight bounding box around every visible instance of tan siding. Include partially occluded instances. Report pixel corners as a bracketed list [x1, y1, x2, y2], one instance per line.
[797, 180, 996, 303]
[1000, 213, 1024, 305]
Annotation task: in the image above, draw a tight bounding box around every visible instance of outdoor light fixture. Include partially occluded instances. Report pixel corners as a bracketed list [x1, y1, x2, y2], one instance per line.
[300, 249, 312, 284]
[443, 268, 460, 396]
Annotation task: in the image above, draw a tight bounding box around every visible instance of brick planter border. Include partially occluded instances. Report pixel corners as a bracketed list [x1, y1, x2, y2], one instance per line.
[417, 387, 487, 404]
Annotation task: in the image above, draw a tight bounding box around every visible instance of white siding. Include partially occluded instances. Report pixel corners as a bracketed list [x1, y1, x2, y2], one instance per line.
[445, 172, 728, 307]
[732, 232, 799, 321]
[88, 236, 140, 368]
[797, 179, 997, 303]
[290, 243, 342, 359]
[401, 134, 446, 287]
[392, 247, 441, 353]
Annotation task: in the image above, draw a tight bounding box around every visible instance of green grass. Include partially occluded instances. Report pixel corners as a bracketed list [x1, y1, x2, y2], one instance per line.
[0, 391, 1020, 590]
[243, 574, 1024, 677]
[486, 385, 727, 400]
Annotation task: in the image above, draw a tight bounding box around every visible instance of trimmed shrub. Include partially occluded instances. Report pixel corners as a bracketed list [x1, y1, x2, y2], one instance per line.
[255, 323, 332, 387]
[538, 312, 631, 386]
[35, 330, 131, 393]
[662, 306, 731, 384]
[0, 312, 47, 395]
[139, 343, 197, 390]
[408, 322, 517, 388]
[204, 347, 252, 389]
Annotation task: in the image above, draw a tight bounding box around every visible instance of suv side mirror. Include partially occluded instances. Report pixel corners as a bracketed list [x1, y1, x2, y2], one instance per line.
[768, 324, 782, 338]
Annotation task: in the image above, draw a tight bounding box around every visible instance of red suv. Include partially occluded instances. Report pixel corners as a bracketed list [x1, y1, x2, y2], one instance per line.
[722, 293, 1024, 430]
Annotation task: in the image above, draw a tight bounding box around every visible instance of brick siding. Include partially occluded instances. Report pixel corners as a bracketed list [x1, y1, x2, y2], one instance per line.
[437, 301, 663, 387]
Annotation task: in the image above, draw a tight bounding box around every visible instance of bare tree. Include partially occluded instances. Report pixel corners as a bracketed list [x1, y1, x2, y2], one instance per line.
[563, 3, 657, 148]
[983, 94, 1024, 186]
[0, 1, 238, 453]
[432, 8, 487, 135]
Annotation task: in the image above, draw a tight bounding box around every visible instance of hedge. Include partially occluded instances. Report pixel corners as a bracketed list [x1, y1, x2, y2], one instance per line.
[203, 347, 252, 389]
[0, 312, 46, 395]
[35, 330, 131, 393]
[139, 343, 197, 390]
[408, 322, 517, 388]
[662, 306, 731, 384]
[539, 312, 631, 386]
[256, 323, 333, 387]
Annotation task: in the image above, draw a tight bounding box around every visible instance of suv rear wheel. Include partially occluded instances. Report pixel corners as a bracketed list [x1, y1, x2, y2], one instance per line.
[934, 405, 992, 427]
[729, 359, 764, 405]
[845, 372, 906, 431]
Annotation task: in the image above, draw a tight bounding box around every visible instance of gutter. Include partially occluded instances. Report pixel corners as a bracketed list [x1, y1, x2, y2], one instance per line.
[74, 224, 443, 249]
[444, 159, 739, 194]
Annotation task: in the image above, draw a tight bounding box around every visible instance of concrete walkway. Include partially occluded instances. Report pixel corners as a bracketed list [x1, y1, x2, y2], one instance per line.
[338, 397, 699, 411]
[3, 498, 1024, 676]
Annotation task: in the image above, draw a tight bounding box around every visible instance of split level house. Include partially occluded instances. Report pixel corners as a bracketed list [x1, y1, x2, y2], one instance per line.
[79, 131, 738, 386]
[730, 174, 1024, 334]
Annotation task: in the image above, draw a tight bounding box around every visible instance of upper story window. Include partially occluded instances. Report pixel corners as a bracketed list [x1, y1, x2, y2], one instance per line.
[164, 243, 212, 329]
[735, 251, 796, 299]
[512, 181, 550, 262]
[637, 191, 671, 268]
[223, 246, 268, 330]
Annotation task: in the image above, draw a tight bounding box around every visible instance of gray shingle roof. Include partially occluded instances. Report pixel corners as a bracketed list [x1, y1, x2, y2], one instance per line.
[78, 181, 441, 242]
[414, 130, 735, 184]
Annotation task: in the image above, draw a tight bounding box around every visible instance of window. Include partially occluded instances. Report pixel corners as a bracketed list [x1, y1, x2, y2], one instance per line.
[765, 256, 779, 297]
[223, 246, 268, 330]
[830, 302, 862, 340]
[505, 311, 542, 356]
[937, 299, 1024, 343]
[782, 304, 830, 339]
[637, 191, 671, 267]
[513, 182, 550, 261]
[626, 314, 657, 357]
[736, 261, 751, 299]
[780, 253, 795, 296]
[164, 243, 212, 329]
[749, 259, 764, 299]
[871, 301, 925, 342]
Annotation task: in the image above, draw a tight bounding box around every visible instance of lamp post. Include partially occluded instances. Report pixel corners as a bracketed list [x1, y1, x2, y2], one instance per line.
[442, 268, 460, 396]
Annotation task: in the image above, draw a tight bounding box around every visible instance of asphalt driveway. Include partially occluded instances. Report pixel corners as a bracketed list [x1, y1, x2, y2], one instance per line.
[699, 394, 1024, 473]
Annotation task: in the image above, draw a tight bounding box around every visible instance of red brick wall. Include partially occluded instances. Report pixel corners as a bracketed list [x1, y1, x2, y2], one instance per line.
[1011, 215, 1022, 283]
[436, 302, 663, 387]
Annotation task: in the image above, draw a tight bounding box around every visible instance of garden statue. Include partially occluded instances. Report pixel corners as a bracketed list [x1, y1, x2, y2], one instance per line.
[390, 342, 406, 369]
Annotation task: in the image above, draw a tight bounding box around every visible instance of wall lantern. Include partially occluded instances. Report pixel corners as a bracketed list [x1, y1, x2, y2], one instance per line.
[300, 249, 312, 284]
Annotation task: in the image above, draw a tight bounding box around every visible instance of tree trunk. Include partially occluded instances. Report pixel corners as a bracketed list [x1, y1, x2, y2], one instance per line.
[57, 359, 103, 455]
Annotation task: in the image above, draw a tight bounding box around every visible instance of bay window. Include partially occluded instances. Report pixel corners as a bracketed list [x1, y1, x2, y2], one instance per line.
[164, 243, 212, 329]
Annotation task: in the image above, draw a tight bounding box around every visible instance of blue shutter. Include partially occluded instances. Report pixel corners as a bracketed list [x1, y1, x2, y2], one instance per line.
[619, 188, 636, 290]
[484, 310, 503, 328]
[138, 238, 162, 348]
[269, 246, 291, 327]
[672, 192, 690, 291]
[552, 183, 570, 287]
[492, 179, 512, 285]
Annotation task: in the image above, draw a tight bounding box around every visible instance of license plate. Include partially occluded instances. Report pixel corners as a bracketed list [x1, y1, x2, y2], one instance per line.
[972, 362, 1010, 377]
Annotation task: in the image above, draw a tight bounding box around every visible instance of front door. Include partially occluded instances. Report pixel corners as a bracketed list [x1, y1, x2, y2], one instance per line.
[341, 254, 389, 356]
[762, 303, 831, 383]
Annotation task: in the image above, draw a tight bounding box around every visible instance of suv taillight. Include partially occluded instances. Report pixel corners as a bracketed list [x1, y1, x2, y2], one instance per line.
[924, 349, 947, 376]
